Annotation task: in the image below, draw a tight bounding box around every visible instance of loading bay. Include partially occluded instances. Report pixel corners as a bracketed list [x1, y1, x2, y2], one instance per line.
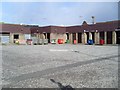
[1, 44, 119, 88]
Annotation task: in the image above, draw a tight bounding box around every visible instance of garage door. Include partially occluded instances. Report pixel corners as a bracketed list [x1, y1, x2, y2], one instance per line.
[0, 35, 10, 43]
[116, 31, 120, 44]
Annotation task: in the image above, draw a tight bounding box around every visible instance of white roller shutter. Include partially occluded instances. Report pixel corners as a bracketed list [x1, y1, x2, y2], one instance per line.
[1, 35, 10, 43]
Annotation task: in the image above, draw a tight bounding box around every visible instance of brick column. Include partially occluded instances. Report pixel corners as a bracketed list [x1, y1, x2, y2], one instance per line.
[112, 31, 116, 44]
[82, 33, 84, 44]
[10, 33, 14, 43]
[89, 32, 92, 40]
[104, 32, 107, 44]
[85, 33, 87, 44]
[95, 32, 100, 44]
[82, 33, 87, 44]
[76, 33, 78, 44]
[45, 33, 47, 39]
[50, 33, 52, 40]
[38, 33, 41, 39]
[41, 33, 44, 39]
[69, 33, 73, 44]
[37, 34, 39, 43]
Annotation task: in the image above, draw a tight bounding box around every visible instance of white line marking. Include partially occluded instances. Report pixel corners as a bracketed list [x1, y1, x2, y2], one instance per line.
[49, 49, 69, 52]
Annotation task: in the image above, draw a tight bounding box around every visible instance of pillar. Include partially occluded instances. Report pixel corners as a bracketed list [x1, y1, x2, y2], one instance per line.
[38, 33, 40, 39]
[46, 33, 47, 39]
[37, 33, 39, 44]
[104, 32, 107, 44]
[10, 33, 14, 43]
[112, 31, 116, 44]
[43, 33, 47, 39]
[82, 33, 87, 44]
[50, 33, 53, 41]
[89, 32, 92, 40]
[69, 33, 73, 44]
[76, 33, 78, 44]
[95, 32, 100, 44]
[42, 33, 45, 39]
[85, 33, 87, 44]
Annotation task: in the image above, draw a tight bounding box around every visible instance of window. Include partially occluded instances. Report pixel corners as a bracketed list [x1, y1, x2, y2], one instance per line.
[14, 34, 19, 39]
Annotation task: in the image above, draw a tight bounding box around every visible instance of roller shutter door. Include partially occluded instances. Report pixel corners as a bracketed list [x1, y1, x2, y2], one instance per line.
[0, 35, 10, 43]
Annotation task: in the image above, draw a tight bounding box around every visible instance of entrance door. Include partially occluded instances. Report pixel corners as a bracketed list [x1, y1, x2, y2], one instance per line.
[14, 34, 19, 43]
[66, 33, 69, 40]
[86, 32, 89, 42]
[72, 33, 76, 43]
[0, 35, 10, 43]
[47, 33, 50, 43]
[78, 33, 82, 43]
[116, 31, 120, 44]
[14, 34, 19, 39]
[100, 32, 104, 39]
[107, 31, 112, 44]
[91, 32, 95, 43]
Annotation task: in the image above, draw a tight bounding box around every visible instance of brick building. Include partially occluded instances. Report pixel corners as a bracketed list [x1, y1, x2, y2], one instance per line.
[0, 20, 120, 44]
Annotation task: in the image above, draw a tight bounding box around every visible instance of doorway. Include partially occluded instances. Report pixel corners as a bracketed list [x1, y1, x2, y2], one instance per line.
[78, 33, 82, 43]
[100, 32, 104, 40]
[107, 31, 112, 44]
[116, 31, 120, 44]
[14, 34, 19, 43]
[91, 32, 95, 43]
[47, 33, 50, 43]
[72, 33, 76, 43]
[14, 34, 19, 39]
[86, 32, 89, 42]
[66, 33, 69, 40]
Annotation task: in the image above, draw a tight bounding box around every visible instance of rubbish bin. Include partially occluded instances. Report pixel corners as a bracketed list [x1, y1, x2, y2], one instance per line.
[51, 39, 56, 44]
[38, 39, 43, 45]
[100, 39, 104, 45]
[58, 39, 64, 44]
[27, 39, 32, 45]
[74, 40, 77, 44]
[32, 37, 37, 45]
[66, 40, 70, 43]
[43, 39, 48, 45]
[87, 40, 93, 45]
[15, 40, 19, 45]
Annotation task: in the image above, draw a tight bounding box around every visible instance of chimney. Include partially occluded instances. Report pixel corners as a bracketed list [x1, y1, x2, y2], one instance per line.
[92, 16, 96, 24]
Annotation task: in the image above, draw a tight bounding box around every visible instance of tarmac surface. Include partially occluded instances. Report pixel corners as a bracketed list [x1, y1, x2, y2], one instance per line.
[1, 44, 119, 88]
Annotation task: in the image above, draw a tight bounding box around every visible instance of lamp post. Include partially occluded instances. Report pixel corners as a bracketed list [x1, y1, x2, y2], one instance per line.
[37, 30, 39, 44]
[92, 16, 95, 24]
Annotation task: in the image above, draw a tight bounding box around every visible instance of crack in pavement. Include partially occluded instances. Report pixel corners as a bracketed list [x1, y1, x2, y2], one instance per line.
[3, 54, 119, 87]
[71, 50, 99, 57]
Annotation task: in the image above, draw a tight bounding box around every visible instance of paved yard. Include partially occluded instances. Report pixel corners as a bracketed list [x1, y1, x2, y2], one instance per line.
[1, 44, 119, 88]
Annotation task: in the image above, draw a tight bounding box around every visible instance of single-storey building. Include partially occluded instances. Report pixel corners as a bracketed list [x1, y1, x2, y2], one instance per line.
[0, 23, 31, 44]
[31, 26, 66, 44]
[66, 20, 120, 44]
[0, 20, 120, 44]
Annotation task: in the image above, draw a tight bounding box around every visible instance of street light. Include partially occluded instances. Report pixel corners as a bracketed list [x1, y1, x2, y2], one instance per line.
[36, 30, 39, 44]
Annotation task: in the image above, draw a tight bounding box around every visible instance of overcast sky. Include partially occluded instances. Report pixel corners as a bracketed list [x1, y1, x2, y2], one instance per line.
[1, 1, 119, 26]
